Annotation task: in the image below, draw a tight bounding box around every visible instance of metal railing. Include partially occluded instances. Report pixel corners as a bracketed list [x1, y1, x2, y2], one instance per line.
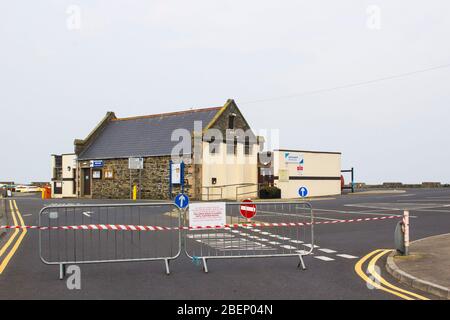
[236, 184, 258, 200]
[183, 202, 314, 273]
[39, 203, 181, 279]
[202, 183, 258, 201]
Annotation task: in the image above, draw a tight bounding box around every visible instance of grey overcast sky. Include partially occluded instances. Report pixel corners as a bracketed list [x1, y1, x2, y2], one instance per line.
[1, 1, 449, 184]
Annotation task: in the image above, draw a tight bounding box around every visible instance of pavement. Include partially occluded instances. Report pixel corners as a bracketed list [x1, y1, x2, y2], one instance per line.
[386, 233, 450, 299]
[0, 188, 450, 300]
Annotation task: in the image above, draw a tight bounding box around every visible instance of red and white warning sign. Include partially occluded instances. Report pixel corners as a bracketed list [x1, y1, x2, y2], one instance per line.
[240, 199, 257, 220]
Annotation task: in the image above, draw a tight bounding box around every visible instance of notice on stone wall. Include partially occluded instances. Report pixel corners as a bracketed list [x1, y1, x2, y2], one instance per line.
[189, 202, 226, 228]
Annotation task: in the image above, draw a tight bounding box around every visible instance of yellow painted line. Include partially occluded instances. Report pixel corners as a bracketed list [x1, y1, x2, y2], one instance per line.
[0, 200, 27, 274]
[355, 249, 415, 300]
[368, 250, 430, 300]
[0, 201, 20, 259]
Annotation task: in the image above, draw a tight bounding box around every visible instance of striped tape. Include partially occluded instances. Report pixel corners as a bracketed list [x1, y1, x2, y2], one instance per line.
[0, 215, 401, 232]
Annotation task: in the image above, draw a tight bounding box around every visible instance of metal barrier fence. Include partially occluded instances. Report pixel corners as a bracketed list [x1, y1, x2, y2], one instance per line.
[39, 203, 181, 279]
[183, 202, 314, 273]
[0, 197, 6, 237]
[39, 201, 314, 278]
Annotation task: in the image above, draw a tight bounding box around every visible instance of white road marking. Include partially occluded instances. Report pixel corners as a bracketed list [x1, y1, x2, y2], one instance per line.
[303, 244, 320, 249]
[290, 240, 304, 244]
[22, 214, 32, 217]
[257, 209, 341, 221]
[319, 248, 337, 254]
[348, 202, 446, 210]
[281, 245, 297, 250]
[337, 254, 359, 259]
[314, 207, 407, 218]
[397, 200, 450, 202]
[82, 211, 92, 217]
[314, 256, 335, 262]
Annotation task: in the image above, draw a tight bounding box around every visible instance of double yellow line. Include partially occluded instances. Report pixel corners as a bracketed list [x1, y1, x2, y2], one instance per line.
[0, 200, 27, 274]
[355, 249, 429, 300]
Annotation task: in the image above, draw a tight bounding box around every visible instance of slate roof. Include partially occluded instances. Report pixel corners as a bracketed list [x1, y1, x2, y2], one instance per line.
[78, 107, 222, 160]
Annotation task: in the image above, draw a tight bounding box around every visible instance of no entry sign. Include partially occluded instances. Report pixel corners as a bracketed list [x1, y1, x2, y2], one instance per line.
[240, 199, 257, 219]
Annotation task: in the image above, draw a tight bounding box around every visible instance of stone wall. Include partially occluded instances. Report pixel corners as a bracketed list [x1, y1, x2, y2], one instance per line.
[90, 156, 196, 200]
[210, 100, 252, 137]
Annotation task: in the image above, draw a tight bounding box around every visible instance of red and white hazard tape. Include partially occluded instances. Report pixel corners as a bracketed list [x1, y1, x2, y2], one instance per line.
[0, 215, 401, 232]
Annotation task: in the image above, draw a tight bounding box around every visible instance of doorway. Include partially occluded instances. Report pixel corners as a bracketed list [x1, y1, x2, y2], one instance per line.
[82, 168, 91, 196]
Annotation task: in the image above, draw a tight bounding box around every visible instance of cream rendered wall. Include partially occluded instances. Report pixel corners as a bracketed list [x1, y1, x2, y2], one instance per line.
[51, 154, 77, 198]
[274, 150, 341, 199]
[62, 154, 77, 198]
[201, 141, 258, 200]
[50, 155, 61, 198]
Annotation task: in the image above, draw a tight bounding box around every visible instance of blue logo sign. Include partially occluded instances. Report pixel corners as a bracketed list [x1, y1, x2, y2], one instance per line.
[298, 187, 309, 198]
[174, 193, 189, 209]
[90, 160, 104, 168]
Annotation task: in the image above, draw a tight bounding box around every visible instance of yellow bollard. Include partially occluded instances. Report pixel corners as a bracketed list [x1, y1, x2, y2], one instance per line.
[41, 189, 45, 200]
[133, 185, 137, 201]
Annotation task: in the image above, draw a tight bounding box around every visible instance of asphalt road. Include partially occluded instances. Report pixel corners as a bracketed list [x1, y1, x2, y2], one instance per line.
[1, 189, 449, 300]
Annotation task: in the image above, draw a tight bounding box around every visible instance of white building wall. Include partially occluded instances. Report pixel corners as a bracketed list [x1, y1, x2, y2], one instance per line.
[51, 154, 77, 198]
[201, 141, 258, 200]
[273, 150, 342, 198]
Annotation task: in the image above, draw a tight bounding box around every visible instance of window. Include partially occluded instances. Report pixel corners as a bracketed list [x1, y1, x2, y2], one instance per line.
[244, 136, 252, 155]
[93, 170, 102, 179]
[54, 156, 62, 168]
[233, 137, 238, 155]
[104, 169, 114, 179]
[228, 114, 236, 129]
[54, 182, 62, 195]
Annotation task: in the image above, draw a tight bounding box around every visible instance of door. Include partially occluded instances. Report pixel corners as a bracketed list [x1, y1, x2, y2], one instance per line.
[83, 168, 91, 196]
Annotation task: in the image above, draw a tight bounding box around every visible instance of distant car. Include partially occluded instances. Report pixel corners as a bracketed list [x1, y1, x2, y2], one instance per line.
[15, 185, 41, 193]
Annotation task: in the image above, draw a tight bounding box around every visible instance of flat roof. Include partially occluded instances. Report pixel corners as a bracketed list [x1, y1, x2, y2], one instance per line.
[274, 149, 342, 155]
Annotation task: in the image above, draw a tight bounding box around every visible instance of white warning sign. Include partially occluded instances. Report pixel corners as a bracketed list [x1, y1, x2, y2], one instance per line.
[189, 202, 226, 228]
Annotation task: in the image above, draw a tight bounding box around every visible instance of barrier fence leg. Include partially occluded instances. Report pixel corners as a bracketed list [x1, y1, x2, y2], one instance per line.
[298, 255, 306, 271]
[202, 258, 209, 274]
[59, 264, 66, 280]
[164, 259, 171, 275]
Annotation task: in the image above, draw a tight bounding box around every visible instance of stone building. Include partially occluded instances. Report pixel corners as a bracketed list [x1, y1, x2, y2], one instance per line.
[73, 99, 261, 200]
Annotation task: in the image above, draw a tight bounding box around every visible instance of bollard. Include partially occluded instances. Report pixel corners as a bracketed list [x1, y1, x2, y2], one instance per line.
[133, 185, 137, 201]
[403, 210, 410, 255]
